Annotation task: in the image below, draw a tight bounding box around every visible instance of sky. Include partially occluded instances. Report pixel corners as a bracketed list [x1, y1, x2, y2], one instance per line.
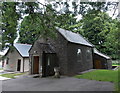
[37, 0, 119, 18]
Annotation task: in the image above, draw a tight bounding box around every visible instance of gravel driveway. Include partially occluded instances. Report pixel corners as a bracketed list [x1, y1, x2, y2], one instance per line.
[2, 75, 114, 91]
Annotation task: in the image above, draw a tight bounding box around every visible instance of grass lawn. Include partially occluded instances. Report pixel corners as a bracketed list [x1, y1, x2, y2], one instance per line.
[75, 69, 120, 91]
[0, 68, 3, 70]
[112, 65, 120, 66]
[0, 72, 26, 79]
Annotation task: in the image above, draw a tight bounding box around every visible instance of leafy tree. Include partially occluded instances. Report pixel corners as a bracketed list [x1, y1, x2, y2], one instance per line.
[55, 14, 77, 31]
[1, 2, 19, 50]
[104, 19, 120, 59]
[18, 1, 113, 44]
[77, 10, 111, 48]
[18, 3, 57, 44]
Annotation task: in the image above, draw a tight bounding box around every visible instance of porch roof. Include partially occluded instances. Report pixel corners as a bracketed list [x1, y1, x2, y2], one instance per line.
[38, 43, 56, 53]
[94, 48, 111, 59]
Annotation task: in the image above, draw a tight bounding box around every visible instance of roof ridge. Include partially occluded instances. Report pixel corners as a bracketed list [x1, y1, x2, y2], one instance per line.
[14, 43, 32, 57]
[94, 48, 111, 59]
[76, 32, 94, 47]
[56, 27, 93, 47]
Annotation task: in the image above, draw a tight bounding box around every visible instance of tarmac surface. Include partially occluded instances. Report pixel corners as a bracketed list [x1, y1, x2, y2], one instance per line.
[2, 75, 114, 91]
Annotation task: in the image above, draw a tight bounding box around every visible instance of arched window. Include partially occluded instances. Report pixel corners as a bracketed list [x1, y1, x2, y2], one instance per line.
[77, 49, 82, 62]
[86, 49, 91, 60]
[47, 57, 50, 66]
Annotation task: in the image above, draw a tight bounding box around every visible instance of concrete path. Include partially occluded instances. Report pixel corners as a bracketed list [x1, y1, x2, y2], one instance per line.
[0, 76, 11, 81]
[0, 70, 15, 75]
[2, 76, 114, 91]
[0, 70, 11, 81]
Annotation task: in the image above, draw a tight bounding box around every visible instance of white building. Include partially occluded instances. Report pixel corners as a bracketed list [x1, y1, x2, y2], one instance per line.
[3, 43, 31, 72]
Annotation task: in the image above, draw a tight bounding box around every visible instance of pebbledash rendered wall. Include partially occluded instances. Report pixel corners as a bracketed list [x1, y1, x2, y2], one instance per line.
[29, 30, 93, 76]
[4, 49, 23, 72]
[4, 48, 29, 72]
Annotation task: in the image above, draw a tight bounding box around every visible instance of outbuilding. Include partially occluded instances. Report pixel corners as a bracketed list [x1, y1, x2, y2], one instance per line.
[93, 48, 112, 69]
[29, 27, 94, 76]
[3, 43, 32, 72]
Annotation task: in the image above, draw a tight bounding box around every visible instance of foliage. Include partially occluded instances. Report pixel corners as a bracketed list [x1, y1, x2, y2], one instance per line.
[18, 13, 42, 44]
[55, 14, 77, 31]
[1, 1, 119, 60]
[1, 2, 19, 50]
[112, 60, 120, 66]
[104, 20, 120, 59]
[77, 11, 112, 51]
[18, 3, 57, 44]
[75, 69, 120, 91]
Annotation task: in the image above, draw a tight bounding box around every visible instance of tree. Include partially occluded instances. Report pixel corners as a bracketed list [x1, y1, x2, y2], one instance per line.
[104, 19, 120, 59]
[1, 2, 19, 50]
[18, 1, 113, 44]
[77, 10, 112, 49]
[18, 3, 57, 44]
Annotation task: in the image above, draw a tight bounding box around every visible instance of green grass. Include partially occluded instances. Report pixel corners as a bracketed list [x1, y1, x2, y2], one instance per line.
[0, 73, 26, 79]
[0, 68, 3, 70]
[75, 69, 120, 91]
[112, 65, 120, 66]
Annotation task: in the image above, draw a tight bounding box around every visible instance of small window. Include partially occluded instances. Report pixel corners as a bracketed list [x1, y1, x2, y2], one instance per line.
[6, 57, 9, 64]
[47, 57, 50, 66]
[77, 49, 82, 62]
[86, 49, 91, 60]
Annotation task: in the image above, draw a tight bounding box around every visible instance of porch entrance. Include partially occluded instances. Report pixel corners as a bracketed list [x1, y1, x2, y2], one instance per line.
[94, 60, 102, 69]
[33, 56, 39, 74]
[42, 53, 57, 77]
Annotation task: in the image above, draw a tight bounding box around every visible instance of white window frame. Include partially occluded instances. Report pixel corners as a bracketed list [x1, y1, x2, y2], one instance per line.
[77, 49, 82, 62]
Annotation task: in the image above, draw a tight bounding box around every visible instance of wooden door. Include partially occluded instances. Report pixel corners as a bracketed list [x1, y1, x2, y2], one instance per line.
[33, 56, 39, 74]
[94, 60, 102, 69]
[17, 59, 21, 71]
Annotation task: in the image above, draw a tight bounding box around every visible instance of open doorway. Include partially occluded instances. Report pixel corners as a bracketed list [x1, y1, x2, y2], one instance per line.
[42, 53, 56, 77]
[17, 59, 21, 71]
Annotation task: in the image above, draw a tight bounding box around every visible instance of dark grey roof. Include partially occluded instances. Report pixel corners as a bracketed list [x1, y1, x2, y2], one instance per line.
[94, 48, 111, 59]
[56, 27, 93, 47]
[14, 43, 32, 57]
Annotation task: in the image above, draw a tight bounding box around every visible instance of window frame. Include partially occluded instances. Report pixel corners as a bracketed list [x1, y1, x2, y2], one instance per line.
[86, 49, 91, 60]
[77, 49, 82, 62]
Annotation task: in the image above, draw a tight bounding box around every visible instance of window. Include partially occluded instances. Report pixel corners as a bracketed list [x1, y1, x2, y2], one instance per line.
[77, 49, 82, 62]
[86, 49, 91, 60]
[6, 57, 9, 64]
[47, 57, 50, 66]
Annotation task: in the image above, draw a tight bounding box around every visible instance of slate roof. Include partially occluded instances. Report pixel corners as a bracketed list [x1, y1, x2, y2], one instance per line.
[94, 48, 111, 59]
[56, 27, 93, 47]
[14, 43, 32, 57]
